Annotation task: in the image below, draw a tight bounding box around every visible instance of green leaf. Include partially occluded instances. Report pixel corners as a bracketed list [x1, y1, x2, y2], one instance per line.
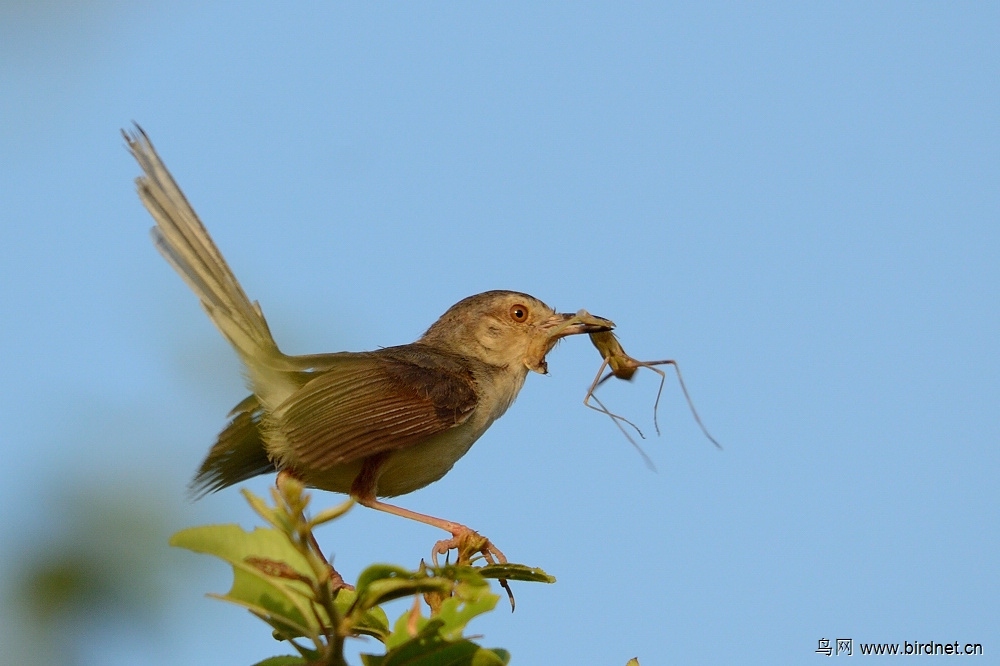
[367, 623, 507, 666]
[384, 606, 435, 650]
[382, 582, 498, 650]
[251, 656, 308, 666]
[355, 565, 416, 597]
[170, 524, 320, 636]
[425, 565, 489, 587]
[359, 576, 453, 612]
[478, 564, 555, 584]
[308, 498, 355, 527]
[480, 649, 510, 665]
[242, 490, 283, 531]
[435, 583, 498, 641]
[334, 588, 391, 642]
[382, 638, 505, 666]
[353, 564, 453, 612]
[170, 524, 312, 577]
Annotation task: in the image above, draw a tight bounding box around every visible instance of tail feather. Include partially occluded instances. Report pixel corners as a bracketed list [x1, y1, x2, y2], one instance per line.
[125, 126, 300, 406]
[125, 127, 277, 363]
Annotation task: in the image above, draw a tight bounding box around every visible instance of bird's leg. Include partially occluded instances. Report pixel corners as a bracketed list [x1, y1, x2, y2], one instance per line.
[354, 496, 507, 566]
[351, 456, 516, 609]
[275, 470, 353, 592]
[356, 496, 516, 609]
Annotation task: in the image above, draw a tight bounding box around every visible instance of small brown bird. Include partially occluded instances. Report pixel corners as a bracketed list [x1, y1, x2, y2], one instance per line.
[124, 127, 613, 566]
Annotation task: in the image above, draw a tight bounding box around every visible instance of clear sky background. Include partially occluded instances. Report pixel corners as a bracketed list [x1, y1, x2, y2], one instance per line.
[1, 3, 997, 664]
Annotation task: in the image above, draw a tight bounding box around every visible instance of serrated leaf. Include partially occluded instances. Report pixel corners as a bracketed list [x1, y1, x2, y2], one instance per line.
[478, 564, 555, 584]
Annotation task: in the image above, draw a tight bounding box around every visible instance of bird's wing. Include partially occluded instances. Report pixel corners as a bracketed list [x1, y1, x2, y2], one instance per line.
[191, 394, 275, 496]
[273, 346, 479, 468]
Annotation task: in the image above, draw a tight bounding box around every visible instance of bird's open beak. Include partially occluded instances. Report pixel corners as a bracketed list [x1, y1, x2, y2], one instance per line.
[543, 310, 616, 340]
[524, 310, 615, 374]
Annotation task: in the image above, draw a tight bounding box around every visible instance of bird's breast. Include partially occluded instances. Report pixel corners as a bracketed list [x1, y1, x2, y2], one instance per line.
[373, 421, 484, 496]
[375, 366, 528, 496]
[283, 363, 530, 497]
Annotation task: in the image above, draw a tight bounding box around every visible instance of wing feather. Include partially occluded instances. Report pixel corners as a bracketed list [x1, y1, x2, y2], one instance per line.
[273, 346, 479, 468]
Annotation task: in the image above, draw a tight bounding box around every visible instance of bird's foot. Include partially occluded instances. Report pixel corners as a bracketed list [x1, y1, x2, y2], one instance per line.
[431, 527, 515, 610]
[431, 526, 506, 567]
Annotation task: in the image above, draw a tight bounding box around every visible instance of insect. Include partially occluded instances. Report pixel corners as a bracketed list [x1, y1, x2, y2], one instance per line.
[585, 330, 720, 466]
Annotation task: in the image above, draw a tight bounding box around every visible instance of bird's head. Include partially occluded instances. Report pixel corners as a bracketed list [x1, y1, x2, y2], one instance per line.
[420, 290, 614, 374]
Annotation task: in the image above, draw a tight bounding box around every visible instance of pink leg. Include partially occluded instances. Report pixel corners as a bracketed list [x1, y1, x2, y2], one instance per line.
[351, 455, 516, 609]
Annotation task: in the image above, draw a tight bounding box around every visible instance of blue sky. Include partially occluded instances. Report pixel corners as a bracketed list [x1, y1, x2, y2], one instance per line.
[1, 3, 997, 664]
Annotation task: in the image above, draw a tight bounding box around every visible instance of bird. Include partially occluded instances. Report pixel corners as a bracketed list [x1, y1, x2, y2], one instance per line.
[124, 126, 613, 570]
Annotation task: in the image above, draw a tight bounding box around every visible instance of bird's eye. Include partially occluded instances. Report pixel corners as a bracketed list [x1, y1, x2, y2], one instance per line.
[509, 304, 529, 322]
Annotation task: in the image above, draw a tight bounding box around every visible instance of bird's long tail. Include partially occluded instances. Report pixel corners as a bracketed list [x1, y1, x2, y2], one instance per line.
[124, 126, 292, 402]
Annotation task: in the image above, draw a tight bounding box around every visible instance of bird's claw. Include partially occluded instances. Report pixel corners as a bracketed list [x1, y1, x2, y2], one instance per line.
[431, 527, 516, 611]
[431, 528, 503, 566]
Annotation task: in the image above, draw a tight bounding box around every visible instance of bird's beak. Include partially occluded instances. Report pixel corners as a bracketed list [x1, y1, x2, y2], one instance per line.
[543, 310, 616, 340]
[525, 310, 615, 374]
